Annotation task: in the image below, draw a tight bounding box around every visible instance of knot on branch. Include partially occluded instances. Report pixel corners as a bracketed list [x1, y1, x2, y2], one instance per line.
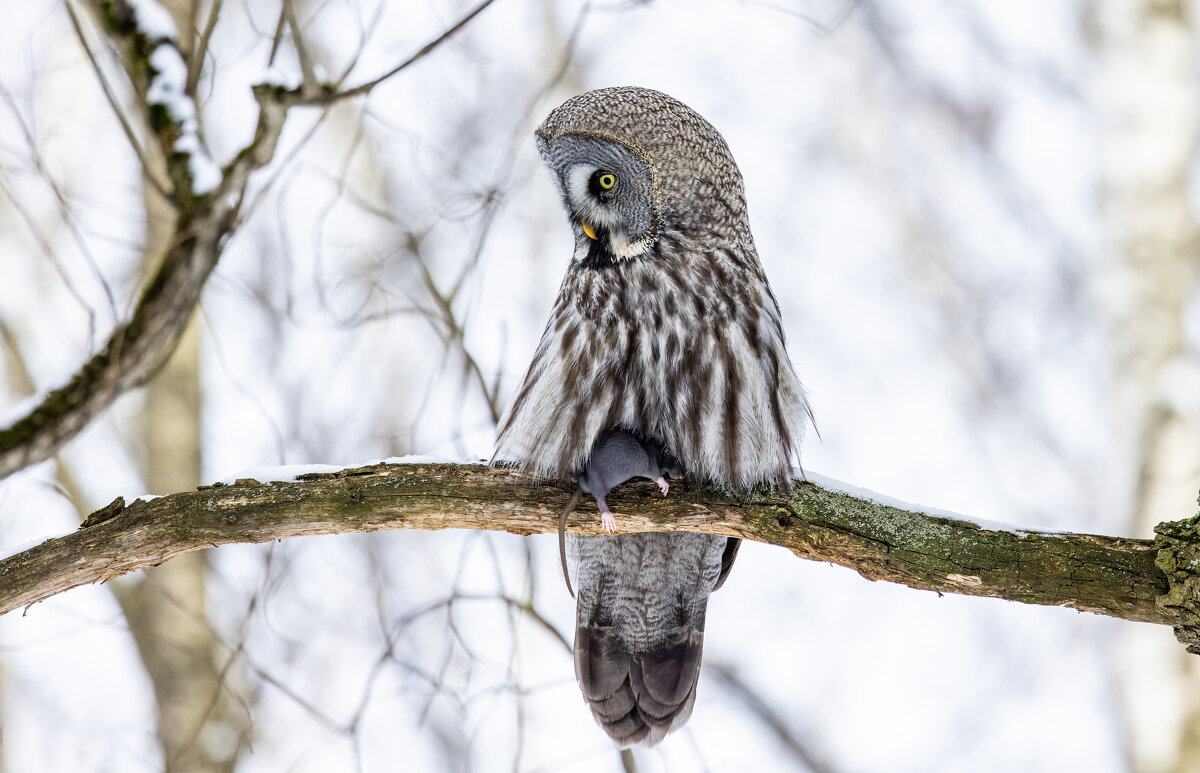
[81, 496, 126, 528]
[1155, 508, 1200, 654]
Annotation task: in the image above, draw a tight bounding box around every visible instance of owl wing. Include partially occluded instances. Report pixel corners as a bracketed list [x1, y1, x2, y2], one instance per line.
[492, 309, 586, 478]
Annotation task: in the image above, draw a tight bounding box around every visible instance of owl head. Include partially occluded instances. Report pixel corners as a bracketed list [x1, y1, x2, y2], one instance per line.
[535, 86, 750, 265]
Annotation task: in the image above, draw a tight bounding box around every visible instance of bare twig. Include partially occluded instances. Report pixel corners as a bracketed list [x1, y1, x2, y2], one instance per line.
[284, 0, 320, 92]
[411, 246, 502, 422]
[64, 0, 173, 198]
[708, 662, 837, 773]
[0, 88, 119, 330]
[0, 1, 298, 481]
[188, 0, 224, 97]
[0, 173, 99, 337]
[278, 0, 500, 104]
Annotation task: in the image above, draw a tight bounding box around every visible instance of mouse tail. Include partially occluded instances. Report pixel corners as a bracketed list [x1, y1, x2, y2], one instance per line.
[558, 486, 583, 598]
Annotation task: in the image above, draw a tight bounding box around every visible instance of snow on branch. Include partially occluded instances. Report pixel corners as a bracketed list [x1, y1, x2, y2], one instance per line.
[0, 0, 507, 484]
[0, 462, 1180, 634]
[1, 3, 292, 480]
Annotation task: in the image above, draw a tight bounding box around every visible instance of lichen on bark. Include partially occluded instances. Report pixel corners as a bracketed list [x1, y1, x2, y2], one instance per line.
[1154, 501, 1200, 653]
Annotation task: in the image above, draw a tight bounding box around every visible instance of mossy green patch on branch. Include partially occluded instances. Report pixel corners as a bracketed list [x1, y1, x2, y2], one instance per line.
[0, 465, 1182, 645]
[1155, 510, 1200, 653]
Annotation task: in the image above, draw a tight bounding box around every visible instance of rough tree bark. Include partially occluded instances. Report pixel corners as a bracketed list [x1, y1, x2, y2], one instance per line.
[0, 0, 501, 484]
[0, 2, 506, 769]
[1, 462, 1196, 644]
[0, 0, 293, 482]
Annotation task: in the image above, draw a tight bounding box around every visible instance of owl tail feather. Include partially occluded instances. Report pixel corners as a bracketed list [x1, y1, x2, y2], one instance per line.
[575, 624, 705, 748]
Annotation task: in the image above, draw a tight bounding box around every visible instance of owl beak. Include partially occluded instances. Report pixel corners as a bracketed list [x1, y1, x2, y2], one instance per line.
[581, 221, 598, 240]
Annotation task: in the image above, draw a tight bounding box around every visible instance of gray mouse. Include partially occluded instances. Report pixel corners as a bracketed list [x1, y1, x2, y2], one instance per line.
[558, 429, 681, 597]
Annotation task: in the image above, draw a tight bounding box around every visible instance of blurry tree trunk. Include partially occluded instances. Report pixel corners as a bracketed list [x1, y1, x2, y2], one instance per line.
[106, 4, 251, 771]
[0, 326, 26, 773]
[1092, 2, 1200, 771]
[293, 3, 418, 457]
[112, 175, 250, 773]
[113, 319, 253, 773]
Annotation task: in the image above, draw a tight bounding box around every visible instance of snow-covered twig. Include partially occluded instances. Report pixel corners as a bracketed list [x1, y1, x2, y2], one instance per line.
[0, 0, 292, 480]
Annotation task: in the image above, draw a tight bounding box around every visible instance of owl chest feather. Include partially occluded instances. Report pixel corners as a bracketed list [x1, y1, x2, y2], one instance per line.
[495, 237, 807, 489]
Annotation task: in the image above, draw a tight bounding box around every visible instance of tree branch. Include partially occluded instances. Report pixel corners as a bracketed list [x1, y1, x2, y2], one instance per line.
[0, 0, 295, 481]
[0, 0, 509, 483]
[0, 462, 1177, 629]
[269, 0, 499, 106]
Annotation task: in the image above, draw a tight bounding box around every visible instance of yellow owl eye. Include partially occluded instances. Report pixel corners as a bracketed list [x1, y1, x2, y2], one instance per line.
[598, 173, 616, 190]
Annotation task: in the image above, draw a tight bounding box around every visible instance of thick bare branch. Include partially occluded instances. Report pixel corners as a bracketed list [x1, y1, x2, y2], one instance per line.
[0, 0, 508, 482]
[0, 463, 1173, 627]
[0, 1, 294, 482]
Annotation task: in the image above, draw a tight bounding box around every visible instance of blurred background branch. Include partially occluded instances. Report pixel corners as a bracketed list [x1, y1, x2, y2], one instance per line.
[0, 0, 292, 481]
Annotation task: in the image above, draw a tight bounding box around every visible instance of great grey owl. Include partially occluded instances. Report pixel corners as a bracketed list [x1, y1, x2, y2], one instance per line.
[494, 86, 812, 747]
